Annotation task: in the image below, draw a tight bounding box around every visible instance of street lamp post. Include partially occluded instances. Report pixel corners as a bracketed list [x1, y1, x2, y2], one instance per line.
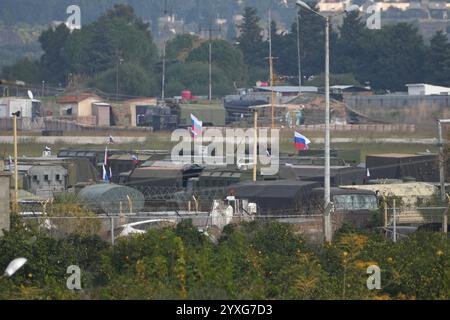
[162, 28, 176, 103]
[12, 110, 20, 212]
[162, 41, 167, 102]
[116, 56, 124, 101]
[253, 108, 258, 182]
[297, 11, 302, 94]
[296, 1, 359, 243]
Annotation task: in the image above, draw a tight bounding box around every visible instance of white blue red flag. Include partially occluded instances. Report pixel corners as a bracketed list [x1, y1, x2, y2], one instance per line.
[104, 146, 108, 166]
[294, 132, 311, 151]
[191, 114, 203, 137]
[102, 164, 109, 182]
[131, 155, 139, 165]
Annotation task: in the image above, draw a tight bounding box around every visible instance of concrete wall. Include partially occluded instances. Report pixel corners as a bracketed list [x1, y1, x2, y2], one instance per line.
[77, 98, 100, 117]
[26, 165, 68, 199]
[345, 94, 450, 125]
[0, 172, 11, 236]
[296, 123, 416, 133]
[0, 117, 45, 131]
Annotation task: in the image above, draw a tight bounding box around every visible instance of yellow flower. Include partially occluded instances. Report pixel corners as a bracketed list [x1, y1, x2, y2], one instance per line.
[343, 251, 348, 257]
[28, 273, 33, 278]
[387, 257, 393, 263]
[437, 250, 444, 256]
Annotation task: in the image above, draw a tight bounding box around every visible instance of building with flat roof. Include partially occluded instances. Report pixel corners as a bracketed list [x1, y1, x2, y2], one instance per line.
[406, 83, 450, 96]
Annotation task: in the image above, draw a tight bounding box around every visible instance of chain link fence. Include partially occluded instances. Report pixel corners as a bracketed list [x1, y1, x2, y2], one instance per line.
[13, 180, 450, 245]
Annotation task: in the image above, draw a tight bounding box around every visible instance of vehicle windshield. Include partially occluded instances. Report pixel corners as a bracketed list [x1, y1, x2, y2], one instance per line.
[333, 194, 378, 211]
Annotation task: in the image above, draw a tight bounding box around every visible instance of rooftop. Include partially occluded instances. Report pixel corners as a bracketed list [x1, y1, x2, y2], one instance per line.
[56, 93, 100, 104]
[254, 86, 319, 93]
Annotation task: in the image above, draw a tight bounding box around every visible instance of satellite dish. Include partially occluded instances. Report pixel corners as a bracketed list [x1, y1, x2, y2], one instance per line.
[27, 90, 34, 100]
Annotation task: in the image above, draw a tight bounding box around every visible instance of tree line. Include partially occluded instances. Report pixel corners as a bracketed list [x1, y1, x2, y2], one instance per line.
[2, 3, 450, 98]
[0, 214, 448, 300]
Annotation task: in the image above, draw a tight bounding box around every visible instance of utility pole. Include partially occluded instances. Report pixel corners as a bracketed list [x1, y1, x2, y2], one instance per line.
[162, 42, 166, 102]
[253, 109, 258, 182]
[200, 20, 221, 101]
[324, 16, 331, 210]
[437, 119, 450, 201]
[209, 34, 212, 101]
[393, 198, 397, 243]
[297, 11, 302, 94]
[116, 53, 124, 102]
[296, 0, 360, 245]
[268, 9, 277, 129]
[12, 111, 20, 212]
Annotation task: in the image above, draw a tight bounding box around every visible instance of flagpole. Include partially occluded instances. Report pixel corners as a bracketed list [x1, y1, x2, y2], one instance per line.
[253, 109, 258, 182]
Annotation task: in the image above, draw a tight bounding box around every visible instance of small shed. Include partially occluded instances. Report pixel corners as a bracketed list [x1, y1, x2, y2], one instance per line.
[78, 184, 145, 214]
[56, 94, 101, 125]
[92, 102, 111, 126]
[126, 98, 158, 127]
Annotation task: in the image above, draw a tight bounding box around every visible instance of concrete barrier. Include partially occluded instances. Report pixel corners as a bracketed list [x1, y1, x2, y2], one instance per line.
[0, 172, 11, 237]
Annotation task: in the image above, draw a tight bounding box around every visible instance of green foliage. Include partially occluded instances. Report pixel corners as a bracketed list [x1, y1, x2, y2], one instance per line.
[2, 4, 159, 95]
[306, 73, 361, 87]
[165, 61, 234, 97]
[424, 31, 450, 87]
[0, 217, 448, 300]
[3, 2, 450, 93]
[166, 34, 200, 62]
[187, 39, 248, 87]
[1, 57, 43, 83]
[333, 11, 369, 75]
[237, 7, 266, 68]
[93, 62, 158, 97]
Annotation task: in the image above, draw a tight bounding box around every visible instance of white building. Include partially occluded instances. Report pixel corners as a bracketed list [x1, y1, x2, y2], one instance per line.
[406, 83, 450, 96]
[0, 97, 41, 119]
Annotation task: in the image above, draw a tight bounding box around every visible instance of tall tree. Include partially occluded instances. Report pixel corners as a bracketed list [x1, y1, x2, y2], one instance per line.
[275, 5, 326, 82]
[187, 39, 248, 87]
[237, 7, 265, 68]
[359, 23, 425, 91]
[39, 24, 71, 83]
[424, 31, 450, 86]
[333, 11, 368, 75]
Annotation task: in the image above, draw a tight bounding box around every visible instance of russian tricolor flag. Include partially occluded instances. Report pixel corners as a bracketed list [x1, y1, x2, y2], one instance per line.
[191, 114, 203, 137]
[132, 155, 139, 166]
[294, 132, 311, 151]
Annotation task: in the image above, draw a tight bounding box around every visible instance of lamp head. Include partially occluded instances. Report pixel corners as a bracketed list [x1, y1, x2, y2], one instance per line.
[344, 4, 360, 14]
[296, 0, 311, 10]
[4, 258, 27, 277]
[12, 111, 21, 117]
